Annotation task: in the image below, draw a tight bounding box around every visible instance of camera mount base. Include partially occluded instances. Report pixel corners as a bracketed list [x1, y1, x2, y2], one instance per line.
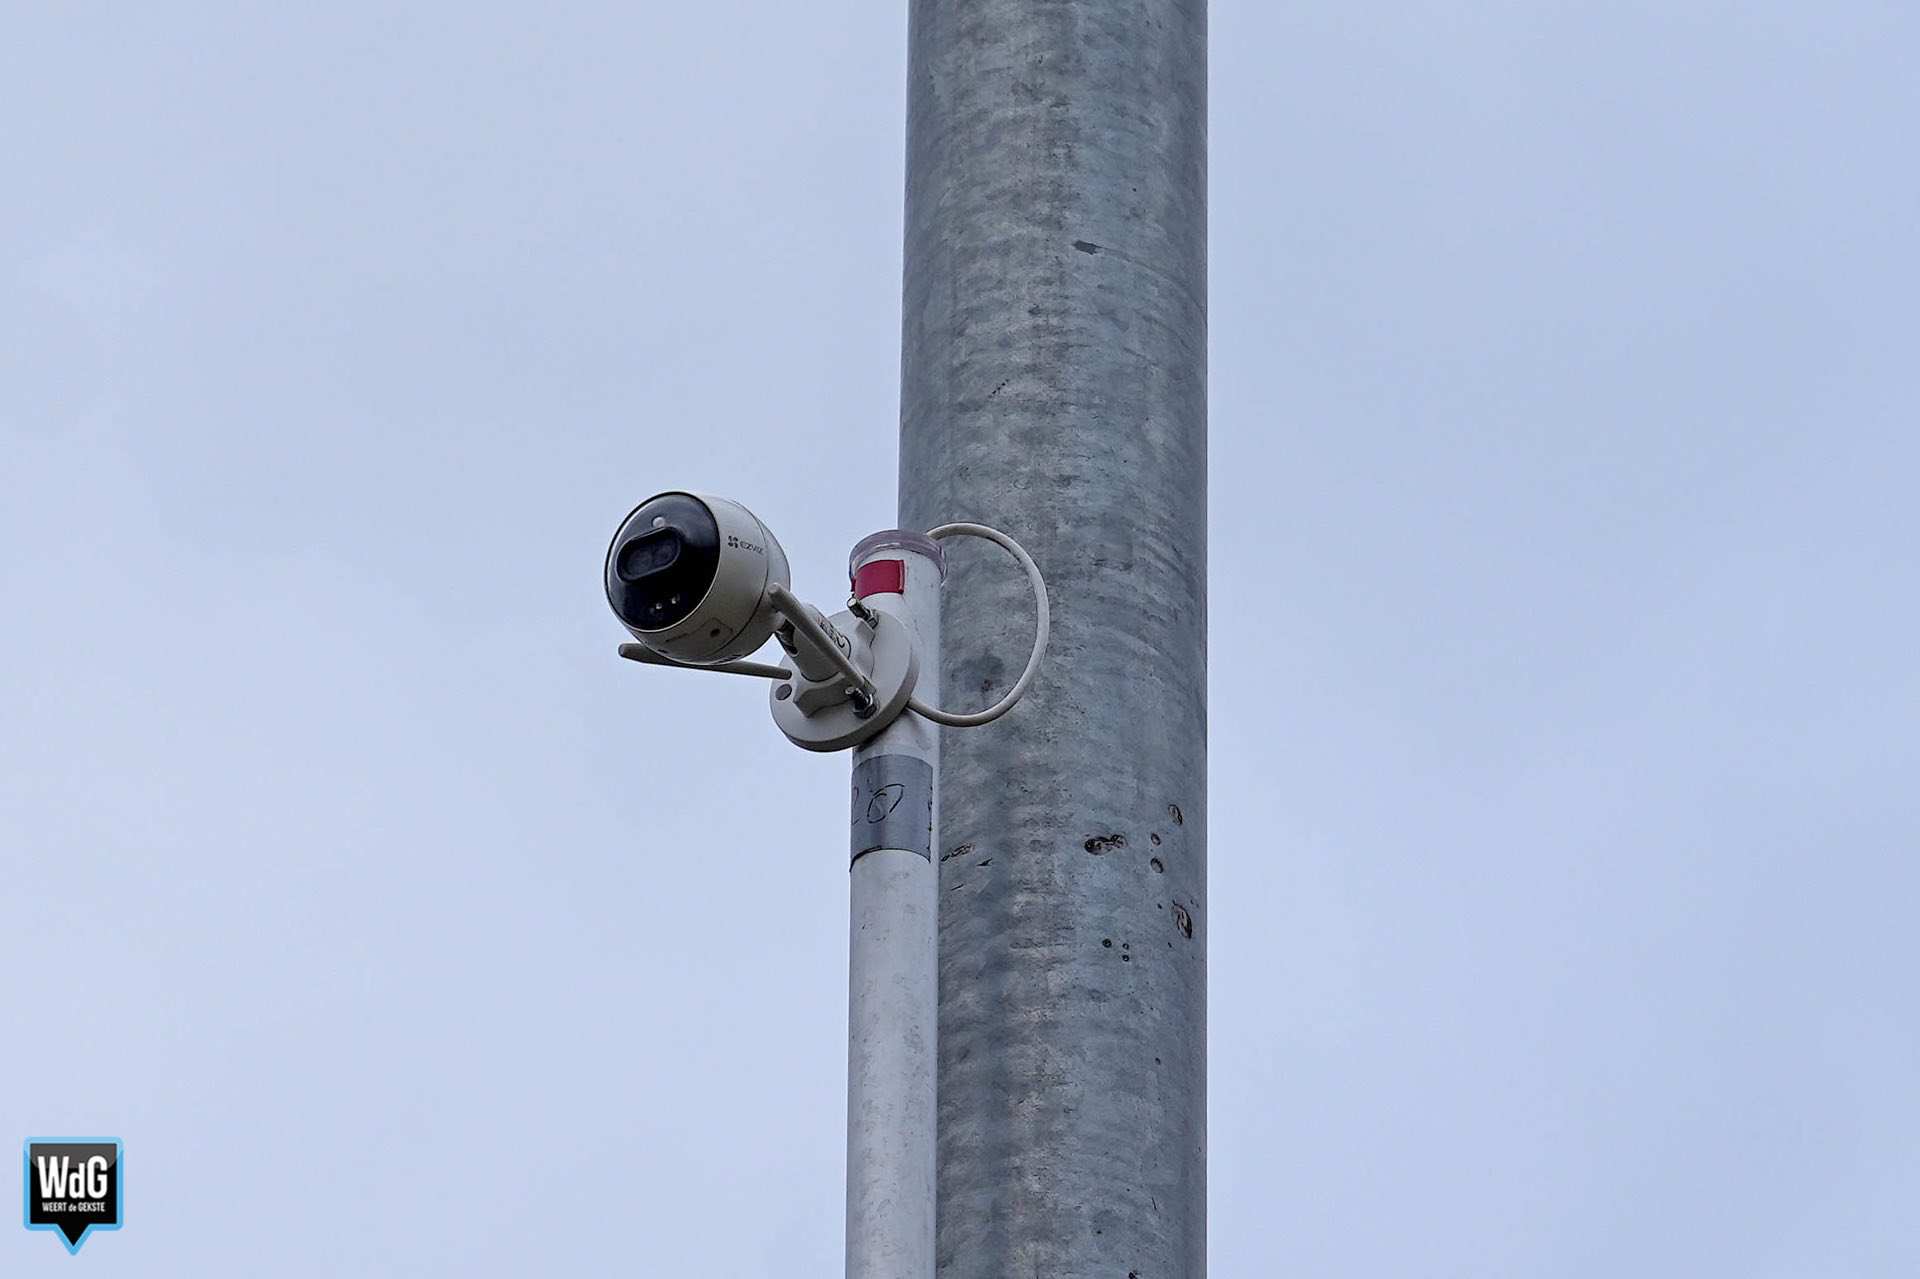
[770, 609, 919, 752]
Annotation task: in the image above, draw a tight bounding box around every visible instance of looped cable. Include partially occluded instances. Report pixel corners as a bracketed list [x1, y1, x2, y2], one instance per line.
[907, 522, 1050, 728]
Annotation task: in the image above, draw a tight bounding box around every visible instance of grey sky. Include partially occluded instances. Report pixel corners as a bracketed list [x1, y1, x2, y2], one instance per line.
[3, 2, 1915, 1274]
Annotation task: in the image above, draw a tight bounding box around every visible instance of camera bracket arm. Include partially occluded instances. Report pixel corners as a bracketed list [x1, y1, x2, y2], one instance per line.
[767, 584, 879, 713]
[767, 583, 921, 752]
[613, 579, 915, 751]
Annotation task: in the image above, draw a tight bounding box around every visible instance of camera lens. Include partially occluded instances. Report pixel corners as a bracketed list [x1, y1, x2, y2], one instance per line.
[616, 528, 682, 581]
[605, 494, 721, 632]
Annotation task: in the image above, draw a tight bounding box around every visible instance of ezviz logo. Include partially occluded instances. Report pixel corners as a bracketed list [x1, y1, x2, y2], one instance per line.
[23, 1139, 121, 1254]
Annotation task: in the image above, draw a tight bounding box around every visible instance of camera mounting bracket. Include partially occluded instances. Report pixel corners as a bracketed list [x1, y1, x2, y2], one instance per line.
[769, 607, 919, 752]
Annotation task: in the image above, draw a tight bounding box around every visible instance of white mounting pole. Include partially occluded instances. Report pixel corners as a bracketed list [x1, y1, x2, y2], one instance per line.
[844, 530, 943, 1279]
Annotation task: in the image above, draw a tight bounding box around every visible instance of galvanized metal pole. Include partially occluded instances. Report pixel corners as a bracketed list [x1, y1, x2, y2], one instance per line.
[846, 533, 945, 1279]
[898, 1, 1208, 1275]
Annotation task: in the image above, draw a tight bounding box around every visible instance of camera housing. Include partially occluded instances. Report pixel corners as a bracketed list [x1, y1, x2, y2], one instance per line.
[605, 491, 792, 664]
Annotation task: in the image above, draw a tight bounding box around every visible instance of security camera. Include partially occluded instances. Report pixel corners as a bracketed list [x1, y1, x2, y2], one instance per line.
[604, 491, 792, 665]
[609, 491, 1049, 752]
[607, 490, 905, 747]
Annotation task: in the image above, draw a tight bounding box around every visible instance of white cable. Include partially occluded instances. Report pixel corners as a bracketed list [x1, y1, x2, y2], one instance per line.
[908, 522, 1050, 728]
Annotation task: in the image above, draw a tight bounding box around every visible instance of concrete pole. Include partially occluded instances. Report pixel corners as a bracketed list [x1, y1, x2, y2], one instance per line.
[898, 1, 1208, 1275]
[845, 533, 945, 1279]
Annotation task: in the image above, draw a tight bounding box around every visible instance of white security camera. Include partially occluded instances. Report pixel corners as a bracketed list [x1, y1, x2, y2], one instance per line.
[604, 491, 792, 665]
[606, 490, 917, 748]
[609, 491, 1049, 752]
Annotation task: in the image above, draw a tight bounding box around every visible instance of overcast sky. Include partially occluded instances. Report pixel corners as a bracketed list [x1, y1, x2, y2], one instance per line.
[3, 3, 1916, 1274]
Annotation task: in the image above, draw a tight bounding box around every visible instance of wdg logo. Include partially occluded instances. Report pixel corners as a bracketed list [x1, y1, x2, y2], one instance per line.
[23, 1139, 121, 1253]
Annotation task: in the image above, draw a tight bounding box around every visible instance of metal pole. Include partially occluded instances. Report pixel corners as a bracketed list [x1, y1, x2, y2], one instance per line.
[846, 533, 945, 1279]
[898, 0, 1208, 1274]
